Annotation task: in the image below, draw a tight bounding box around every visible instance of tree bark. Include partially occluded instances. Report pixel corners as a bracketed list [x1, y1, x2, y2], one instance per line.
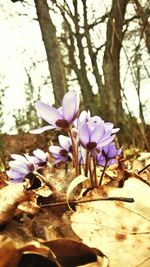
[103, 0, 129, 124]
[72, 0, 97, 112]
[34, 0, 67, 106]
[134, 0, 150, 54]
[82, 0, 104, 94]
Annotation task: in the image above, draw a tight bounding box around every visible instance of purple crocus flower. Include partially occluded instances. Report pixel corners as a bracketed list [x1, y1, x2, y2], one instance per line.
[6, 154, 37, 183]
[79, 122, 115, 152]
[49, 135, 72, 164]
[97, 142, 122, 166]
[30, 91, 79, 134]
[75, 110, 119, 137]
[32, 149, 49, 167]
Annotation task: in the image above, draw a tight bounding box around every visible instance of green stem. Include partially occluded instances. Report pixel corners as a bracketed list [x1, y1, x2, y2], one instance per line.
[99, 160, 108, 186]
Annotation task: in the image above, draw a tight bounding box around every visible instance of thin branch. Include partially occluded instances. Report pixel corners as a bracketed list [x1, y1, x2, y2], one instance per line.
[39, 196, 134, 208]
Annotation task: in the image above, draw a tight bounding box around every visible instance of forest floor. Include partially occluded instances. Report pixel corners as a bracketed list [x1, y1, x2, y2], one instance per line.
[0, 133, 150, 267]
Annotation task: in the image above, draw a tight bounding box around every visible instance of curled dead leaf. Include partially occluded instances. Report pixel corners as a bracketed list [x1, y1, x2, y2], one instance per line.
[66, 175, 89, 210]
[44, 238, 108, 267]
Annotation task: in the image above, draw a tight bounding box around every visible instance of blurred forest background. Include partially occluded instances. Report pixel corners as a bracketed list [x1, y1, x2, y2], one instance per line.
[0, 0, 150, 151]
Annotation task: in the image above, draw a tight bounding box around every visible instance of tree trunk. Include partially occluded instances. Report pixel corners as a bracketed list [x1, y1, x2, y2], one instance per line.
[34, 0, 67, 106]
[72, 0, 97, 113]
[82, 0, 104, 94]
[134, 0, 150, 54]
[103, 0, 128, 124]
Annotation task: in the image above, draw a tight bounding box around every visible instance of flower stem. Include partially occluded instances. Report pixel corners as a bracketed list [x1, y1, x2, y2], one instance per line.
[67, 128, 79, 176]
[99, 160, 108, 186]
[92, 156, 97, 186]
[84, 151, 90, 177]
[34, 171, 59, 195]
[89, 159, 94, 187]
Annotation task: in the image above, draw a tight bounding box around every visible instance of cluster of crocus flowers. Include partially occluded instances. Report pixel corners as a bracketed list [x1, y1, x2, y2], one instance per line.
[7, 149, 49, 183]
[7, 91, 122, 187]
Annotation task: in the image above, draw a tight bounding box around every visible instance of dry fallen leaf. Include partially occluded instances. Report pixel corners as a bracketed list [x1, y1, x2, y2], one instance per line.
[0, 183, 34, 225]
[71, 178, 150, 267]
[0, 238, 51, 267]
[0, 238, 20, 267]
[44, 238, 108, 267]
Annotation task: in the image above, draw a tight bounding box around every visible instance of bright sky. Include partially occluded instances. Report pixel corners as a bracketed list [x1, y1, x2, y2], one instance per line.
[0, 0, 150, 133]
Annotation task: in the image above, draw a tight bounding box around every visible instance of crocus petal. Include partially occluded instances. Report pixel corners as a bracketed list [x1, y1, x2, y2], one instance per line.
[79, 123, 90, 146]
[9, 161, 30, 174]
[35, 102, 62, 125]
[10, 178, 24, 183]
[79, 110, 91, 123]
[54, 155, 68, 164]
[108, 159, 116, 166]
[62, 91, 79, 123]
[49, 146, 61, 155]
[89, 116, 104, 128]
[58, 107, 63, 115]
[97, 157, 106, 167]
[11, 154, 29, 164]
[117, 147, 123, 155]
[6, 169, 25, 179]
[58, 135, 71, 151]
[111, 128, 120, 134]
[31, 156, 41, 165]
[91, 125, 105, 143]
[29, 125, 56, 134]
[97, 135, 115, 148]
[107, 143, 117, 158]
[33, 149, 47, 161]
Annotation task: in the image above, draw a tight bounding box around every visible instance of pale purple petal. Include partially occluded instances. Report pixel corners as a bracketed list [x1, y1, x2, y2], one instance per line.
[108, 159, 116, 165]
[62, 91, 79, 122]
[35, 102, 62, 125]
[104, 122, 114, 128]
[97, 157, 106, 167]
[33, 149, 47, 161]
[29, 125, 56, 134]
[79, 123, 90, 146]
[107, 143, 117, 158]
[117, 147, 123, 155]
[6, 169, 24, 179]
[49, 146, 61, 155]
[10, 178, 24, 183]
[111, 128, 120, 134]
[24, 154, 36, 166]
[9, 161, 30, 174]
[79, 110, 91, 123]
[97, 135, 115, 148]
[54, 155, 68, 164]
[58, 107, 63, 115]
[11, 154, 29, 164]
[58, 135, 71, 151]
[89, 116, 104, 128]
[103, 144, 109, 154]
[31, 156, 40, 165]
[91, 125, 105, 143]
